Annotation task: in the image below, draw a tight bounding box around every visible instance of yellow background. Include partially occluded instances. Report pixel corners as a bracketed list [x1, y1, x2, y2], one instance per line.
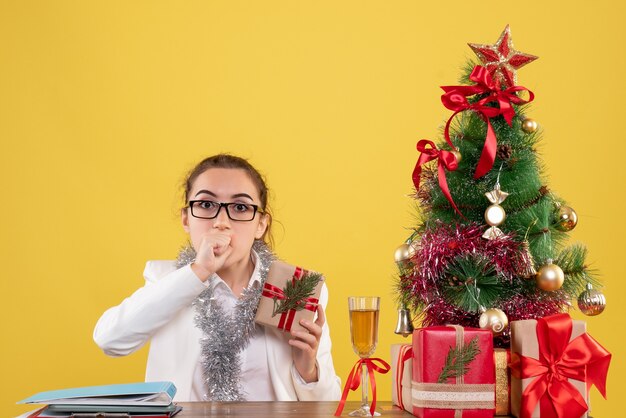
[2, 1, 624, 416]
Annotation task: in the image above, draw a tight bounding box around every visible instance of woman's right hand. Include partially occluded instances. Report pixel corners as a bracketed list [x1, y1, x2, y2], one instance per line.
[190, 230, 233, 281]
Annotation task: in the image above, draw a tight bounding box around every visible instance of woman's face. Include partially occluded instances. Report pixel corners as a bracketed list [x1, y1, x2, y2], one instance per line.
[181, 168, 268, 269]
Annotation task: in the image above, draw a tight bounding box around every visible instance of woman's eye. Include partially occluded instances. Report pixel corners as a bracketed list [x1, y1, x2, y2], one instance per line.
[199, 201, 216, 209]
[233, 203, 250, 212]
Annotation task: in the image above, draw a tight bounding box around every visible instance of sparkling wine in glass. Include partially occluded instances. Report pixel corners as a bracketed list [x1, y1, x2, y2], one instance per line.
[348, 296, 380, 416]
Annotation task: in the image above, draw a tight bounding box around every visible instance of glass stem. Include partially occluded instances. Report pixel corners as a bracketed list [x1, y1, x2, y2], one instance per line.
[361, 362, 369, 409]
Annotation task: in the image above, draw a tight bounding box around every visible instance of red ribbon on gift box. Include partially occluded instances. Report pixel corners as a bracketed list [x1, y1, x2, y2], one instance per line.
[334, 357, 391, 416]
[510, 313, 611, 418]
[441, 65, 534, 179]
[395, 345, 413, 411]
[261, 266, 319, 332]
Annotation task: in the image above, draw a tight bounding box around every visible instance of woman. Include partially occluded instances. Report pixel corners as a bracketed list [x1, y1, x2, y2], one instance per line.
[93, 154, 341, 402]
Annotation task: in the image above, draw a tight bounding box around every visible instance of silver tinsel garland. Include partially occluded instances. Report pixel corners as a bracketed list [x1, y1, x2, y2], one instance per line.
[176, 240, 275, 401]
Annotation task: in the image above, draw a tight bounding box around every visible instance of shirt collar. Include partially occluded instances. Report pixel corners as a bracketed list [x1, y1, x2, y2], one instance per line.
[206, 249, 262, 291]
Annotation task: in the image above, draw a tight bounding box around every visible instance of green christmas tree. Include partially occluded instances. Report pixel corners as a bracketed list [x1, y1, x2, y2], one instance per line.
[395, 25, 606, 346]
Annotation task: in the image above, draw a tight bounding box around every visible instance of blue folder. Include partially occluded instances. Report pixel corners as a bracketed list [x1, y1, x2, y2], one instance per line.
[18, 381, 176, 407]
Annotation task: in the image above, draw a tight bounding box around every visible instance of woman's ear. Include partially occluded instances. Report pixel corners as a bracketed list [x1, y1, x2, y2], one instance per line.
[181, 207, 190, 233]
[255, 213, 270, 239]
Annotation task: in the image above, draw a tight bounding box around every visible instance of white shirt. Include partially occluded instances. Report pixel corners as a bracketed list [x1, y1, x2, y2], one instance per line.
[190, 256, 276, 401]
[93, 252, 342, 402]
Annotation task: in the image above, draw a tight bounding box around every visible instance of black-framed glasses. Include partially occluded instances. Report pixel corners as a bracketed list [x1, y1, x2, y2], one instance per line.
[188, 200, 264, 222]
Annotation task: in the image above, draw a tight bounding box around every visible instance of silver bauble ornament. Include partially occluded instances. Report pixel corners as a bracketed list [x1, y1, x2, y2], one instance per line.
[578, 283, 606, 316]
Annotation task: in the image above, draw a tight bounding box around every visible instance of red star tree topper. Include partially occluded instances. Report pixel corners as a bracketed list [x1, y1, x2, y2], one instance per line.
[468, 25, 538, 88]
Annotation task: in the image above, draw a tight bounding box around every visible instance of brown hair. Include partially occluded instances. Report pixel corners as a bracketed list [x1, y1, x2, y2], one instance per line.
[182, 154, 273, 248]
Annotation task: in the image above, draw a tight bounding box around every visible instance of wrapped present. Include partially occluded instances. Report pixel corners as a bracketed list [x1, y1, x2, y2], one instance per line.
[509, 314, 611, 418]
[494, 348, 510, 416]
[254, 261, 324, 333]
[412, 325, 496, 418]
[391, 343, 413, 411]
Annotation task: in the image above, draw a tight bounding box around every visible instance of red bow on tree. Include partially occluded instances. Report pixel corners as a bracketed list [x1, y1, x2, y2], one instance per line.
[441, 65, 534, 179]
[510, 314, 611, 418]
[412, 139, 462, 216]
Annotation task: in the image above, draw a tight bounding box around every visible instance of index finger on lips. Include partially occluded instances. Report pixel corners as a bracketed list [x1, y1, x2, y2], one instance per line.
[219, 244, 234, 259]
[210, 234, 231, 249]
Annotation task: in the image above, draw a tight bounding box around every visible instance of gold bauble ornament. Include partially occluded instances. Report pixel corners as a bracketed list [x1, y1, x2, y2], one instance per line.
[556, 205, 578, 231]
[578, 283, 606, 316]
[408, 240, 421, 261]
[536, 259, 564, 291]
[394, 243, 412, 264]
[521, 118, 538, 133]
[451, 150, 462, 164]
[479, 308, 509, 335]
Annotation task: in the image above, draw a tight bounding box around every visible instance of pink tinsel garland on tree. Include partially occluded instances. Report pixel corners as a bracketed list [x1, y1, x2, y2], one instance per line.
[400, 222, 564, 345]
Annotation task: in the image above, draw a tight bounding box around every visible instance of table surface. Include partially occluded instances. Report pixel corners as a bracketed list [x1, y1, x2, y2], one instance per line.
[18, 401, 517, 417]
[174, 401, 412, 417]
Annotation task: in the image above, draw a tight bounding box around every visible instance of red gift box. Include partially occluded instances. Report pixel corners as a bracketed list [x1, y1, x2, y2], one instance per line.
[412, 325, 496, 418]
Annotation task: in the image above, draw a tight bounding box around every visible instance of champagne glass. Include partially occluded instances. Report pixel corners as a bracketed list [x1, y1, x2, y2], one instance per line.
[348, 296, 380, 416]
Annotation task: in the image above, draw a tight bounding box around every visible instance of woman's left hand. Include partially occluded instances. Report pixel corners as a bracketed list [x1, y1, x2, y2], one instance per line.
[289, 305, 325, 383]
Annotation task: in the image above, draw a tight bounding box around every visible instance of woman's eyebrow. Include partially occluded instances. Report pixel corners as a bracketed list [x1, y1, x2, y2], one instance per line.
[194, 190, 217, 197]
[231, 193, 254, 201]
[193, 190, 254, 201]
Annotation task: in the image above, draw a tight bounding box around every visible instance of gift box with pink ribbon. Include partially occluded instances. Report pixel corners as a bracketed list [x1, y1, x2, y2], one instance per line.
[254, 260, 324, 333]
[509, 314, 611, 418]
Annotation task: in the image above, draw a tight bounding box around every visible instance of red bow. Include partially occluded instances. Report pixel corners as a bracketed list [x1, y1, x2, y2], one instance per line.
[334, 357, 391, 416]
[441, 65, 534, 179]
[261, 267, 319, 332]
[510, 314, 611, 418]
[412, 139, 462, 216]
